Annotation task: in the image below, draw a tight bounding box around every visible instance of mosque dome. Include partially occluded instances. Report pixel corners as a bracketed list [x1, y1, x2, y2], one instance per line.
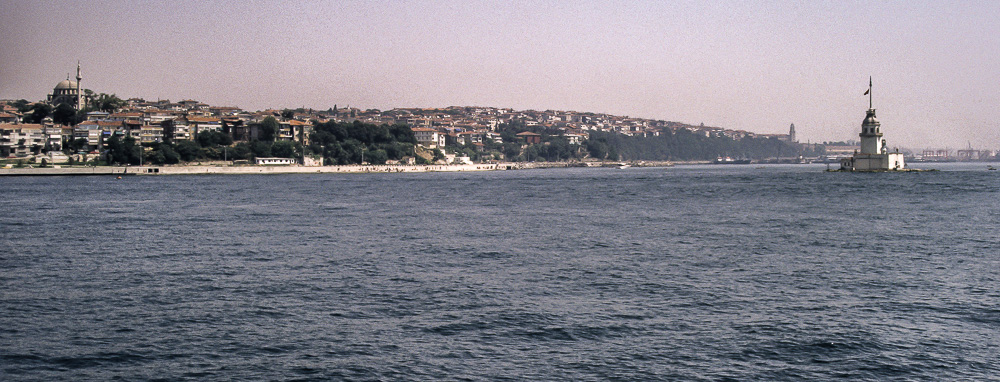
[55, 80, 78, 90]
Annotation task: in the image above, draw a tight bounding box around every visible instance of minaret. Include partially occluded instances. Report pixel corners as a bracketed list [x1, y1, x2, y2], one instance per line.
[75, 61, 83, 110]
[788, 123, 796, 143]
[859, 77, 883, 154]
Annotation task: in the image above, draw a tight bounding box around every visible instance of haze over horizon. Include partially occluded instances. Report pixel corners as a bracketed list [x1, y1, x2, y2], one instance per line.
[2, 0, 998, 149]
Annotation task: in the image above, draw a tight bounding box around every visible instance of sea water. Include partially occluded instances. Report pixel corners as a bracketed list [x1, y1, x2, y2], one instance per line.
[1, 163, 998, 380]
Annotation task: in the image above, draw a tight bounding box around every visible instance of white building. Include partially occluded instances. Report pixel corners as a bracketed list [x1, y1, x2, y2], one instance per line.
[840, 79, 906, 171]
[412, 127, 444, 148]
[255, 157, 295, 165]
[0, 123, 62, 157]
[73, 122, 103, 152]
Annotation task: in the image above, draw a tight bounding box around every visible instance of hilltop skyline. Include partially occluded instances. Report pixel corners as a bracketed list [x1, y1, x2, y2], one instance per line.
[2, 0, 999, 149]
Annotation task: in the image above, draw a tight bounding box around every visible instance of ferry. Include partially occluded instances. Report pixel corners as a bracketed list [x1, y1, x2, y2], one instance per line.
[713, 156, 752, 165]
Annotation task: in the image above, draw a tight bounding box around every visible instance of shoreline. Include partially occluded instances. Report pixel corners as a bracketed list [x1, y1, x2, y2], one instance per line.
[0, 161, 676, 176]
[0, 163, 523, 176]
[0, 160, 701, 177]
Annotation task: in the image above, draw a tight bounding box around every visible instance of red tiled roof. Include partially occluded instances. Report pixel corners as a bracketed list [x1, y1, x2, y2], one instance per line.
[187, 117, 220, 123]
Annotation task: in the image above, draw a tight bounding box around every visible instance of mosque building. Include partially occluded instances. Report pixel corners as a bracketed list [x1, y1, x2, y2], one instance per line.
[839, 78, 906, 171]
[47, 62, 90, 110]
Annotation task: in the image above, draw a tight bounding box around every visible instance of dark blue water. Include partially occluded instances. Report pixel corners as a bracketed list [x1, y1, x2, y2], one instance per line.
[2, 163, 999, 381]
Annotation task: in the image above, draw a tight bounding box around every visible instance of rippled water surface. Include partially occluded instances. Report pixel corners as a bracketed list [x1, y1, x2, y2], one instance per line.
[2, 163, 999, 380]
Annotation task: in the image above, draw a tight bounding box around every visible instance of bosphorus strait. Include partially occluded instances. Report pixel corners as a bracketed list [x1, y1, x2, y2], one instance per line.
[2, 164, 998, 380]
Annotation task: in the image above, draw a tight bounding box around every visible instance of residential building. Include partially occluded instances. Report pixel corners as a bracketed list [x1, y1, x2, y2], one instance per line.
[0, 123, 62, 157]
[412, 127, 441, 148]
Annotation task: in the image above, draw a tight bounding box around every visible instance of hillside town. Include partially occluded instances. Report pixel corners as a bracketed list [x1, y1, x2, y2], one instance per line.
[0, 66, 806, 164]
[1, 99, 797, 157]
[3, 67, 994, 165]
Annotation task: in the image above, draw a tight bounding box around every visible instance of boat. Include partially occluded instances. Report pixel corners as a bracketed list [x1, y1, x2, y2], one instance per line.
[713, 156, 752, 165]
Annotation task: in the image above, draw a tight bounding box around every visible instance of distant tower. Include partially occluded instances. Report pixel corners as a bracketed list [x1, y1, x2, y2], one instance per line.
[75, 61, 83, 110]
[788, 123, 796, 143]
[859, 77, 883, 155]
[839, 77, 906, 171]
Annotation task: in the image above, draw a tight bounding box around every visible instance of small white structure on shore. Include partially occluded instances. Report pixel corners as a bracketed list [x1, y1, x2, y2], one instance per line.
[255, 157, 295, 165]
[840, 78, 906, 171]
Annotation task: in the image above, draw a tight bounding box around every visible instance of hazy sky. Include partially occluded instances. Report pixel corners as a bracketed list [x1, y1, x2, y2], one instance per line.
[2, 0, 998, 148]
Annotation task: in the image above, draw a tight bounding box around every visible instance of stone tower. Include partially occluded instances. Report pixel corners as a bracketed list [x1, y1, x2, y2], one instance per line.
[859, 77, 884, 155]
[839, 77, 905, 171]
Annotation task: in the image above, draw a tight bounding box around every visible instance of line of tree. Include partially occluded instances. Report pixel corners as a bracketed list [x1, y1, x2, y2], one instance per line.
[11, 93, 126, 125]
[309, 120, 416, 165]
[101, 116, 401, 166]
[104, 128, 303, 166]
[585, 129, 808, 161]
[473, 119, 586, 162]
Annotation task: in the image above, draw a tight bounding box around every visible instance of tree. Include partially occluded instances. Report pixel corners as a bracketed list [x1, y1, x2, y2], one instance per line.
[586, 139, 609, 160]
[11, 99, 31, 113]
[52, 103, 78, 125]
[258, 116, 278, 142]
[250, 141, 272, 158]
[23, 103, 52, 124]
[197, 130, 232, 147]
[311, 120, 420, 164]
[367, 149, 388, 165]
[64, 138, 88, 153]
[145, 142, 180, 165]
[502, 142, 521, 161]
[271, 140, 296, 158]
[341, 139, 364, 163]
[389, 124, 417, 144]
[157, 143, 180, 164]
[106, 135, 141, 165]
[281, 109, 295, 119]
[92, 93, 125, 113]
[231, 142, 252, 160]
[175, 140, 201, 162]
[607, 145, 619, 161]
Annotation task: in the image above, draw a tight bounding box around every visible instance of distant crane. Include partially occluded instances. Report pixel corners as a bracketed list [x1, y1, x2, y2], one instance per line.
[957, 141, 983, 161]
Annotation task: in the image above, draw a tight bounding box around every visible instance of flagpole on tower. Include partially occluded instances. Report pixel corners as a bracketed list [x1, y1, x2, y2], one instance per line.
[868, 77, 872, 109]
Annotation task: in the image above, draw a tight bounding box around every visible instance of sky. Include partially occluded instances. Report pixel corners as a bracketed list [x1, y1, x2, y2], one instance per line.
[1, 0, 998, 149]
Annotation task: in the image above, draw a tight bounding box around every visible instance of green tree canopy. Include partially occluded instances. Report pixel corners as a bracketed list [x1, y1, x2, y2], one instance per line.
[271, 140, 296, 158]
[106, 135, 141, 165]
[52, 103, 78, 125]
[174, 140, 201, 162]
[91, 93, 126, 113]
[258, 116, 279, 142]
[11, 99, 31, 113]
[586, 129, 799, 161]
[311, 121, 417, 164]
[23, 103, 52, 124]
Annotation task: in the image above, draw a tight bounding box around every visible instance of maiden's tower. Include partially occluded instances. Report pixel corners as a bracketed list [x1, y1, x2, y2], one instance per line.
[839, 78, 906, 171]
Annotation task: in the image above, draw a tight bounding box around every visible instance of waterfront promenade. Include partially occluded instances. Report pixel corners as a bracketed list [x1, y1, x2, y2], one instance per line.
[0, 163, 528, 176]
[0, 160, 686, 177]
